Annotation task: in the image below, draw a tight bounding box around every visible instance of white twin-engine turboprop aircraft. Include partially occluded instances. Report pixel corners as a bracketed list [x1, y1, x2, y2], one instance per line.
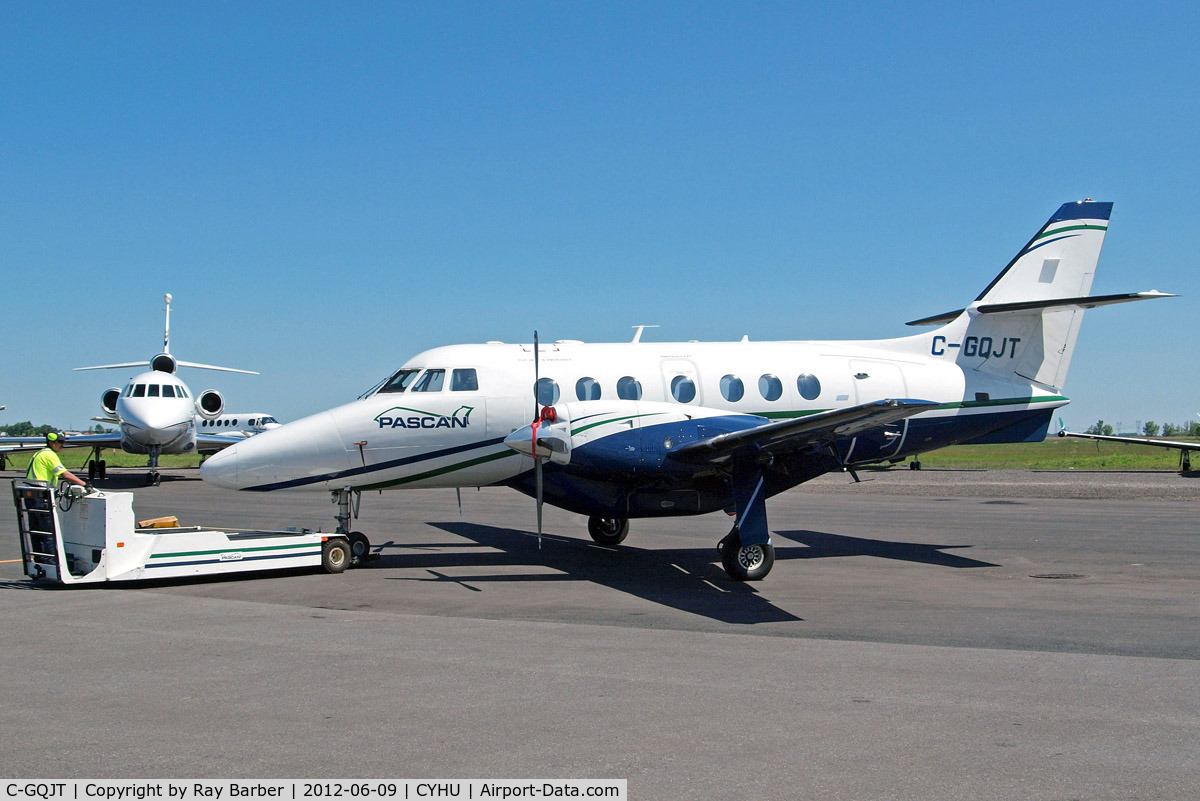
[201, 201, 1173, 580]
[2, 294, 266, 485]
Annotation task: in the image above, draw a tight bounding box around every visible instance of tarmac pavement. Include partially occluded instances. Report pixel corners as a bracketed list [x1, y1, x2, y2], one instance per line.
[1, 467, 1197, 799]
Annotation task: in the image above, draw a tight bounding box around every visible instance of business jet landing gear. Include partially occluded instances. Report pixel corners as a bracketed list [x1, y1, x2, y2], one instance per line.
[332, 488, 373, 567]
[717, 464, 775, 581]
[145, 446, 161, 486]
[587, 516, 629, 545]
[86, 447, 107, 482]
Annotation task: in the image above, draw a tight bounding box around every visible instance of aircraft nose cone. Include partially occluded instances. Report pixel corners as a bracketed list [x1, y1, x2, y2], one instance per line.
[200, 445, 238, 489]
[200, 410, 351, 491]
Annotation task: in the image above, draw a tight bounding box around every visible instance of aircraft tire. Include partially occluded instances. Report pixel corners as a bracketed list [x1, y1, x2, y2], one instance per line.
[587, 517, 629, 545]
[99, 460, 107, 480]
[322, 537, 350, 573]
[88, 461, 97, 481]
[348, 531, 371, 567]
[720, 537, 774, 581]
[147, 471, 160, 487]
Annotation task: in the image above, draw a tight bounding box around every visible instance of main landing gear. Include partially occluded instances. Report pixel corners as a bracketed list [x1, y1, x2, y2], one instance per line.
[587, 516, 629, 546]
[332, 488, 375, 567]
[85, 446, 108, 482]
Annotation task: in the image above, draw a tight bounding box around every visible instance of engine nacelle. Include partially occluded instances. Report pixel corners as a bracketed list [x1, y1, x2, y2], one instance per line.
[101, 388, 121, 417]
[150, 352, 178, 374]
[196, 389, 224, 420]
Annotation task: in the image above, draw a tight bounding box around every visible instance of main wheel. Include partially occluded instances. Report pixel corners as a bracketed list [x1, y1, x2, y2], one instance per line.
[719, 535, 775, 581]
[322, 537, 350, 573]
[587, 516, 629, 545]
[88, 460, 97, 481]
[98, 460, 107, 480]
[348, 531, 371, 567]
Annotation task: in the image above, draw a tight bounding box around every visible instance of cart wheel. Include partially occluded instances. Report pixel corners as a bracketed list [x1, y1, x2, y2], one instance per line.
[348, 531, 371, 567]
[322, 537, 350, 573]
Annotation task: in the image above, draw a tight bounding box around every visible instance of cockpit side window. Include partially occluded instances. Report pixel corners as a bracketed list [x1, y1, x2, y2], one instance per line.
[411, 369, 445, 392]
[377, 368, 421, 394]
[451, 369, 478, 391]
[162, 385, 176, 398]
[132, 384, 146, 398]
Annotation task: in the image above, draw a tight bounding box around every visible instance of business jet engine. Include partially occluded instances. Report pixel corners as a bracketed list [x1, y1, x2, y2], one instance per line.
[196, 389, 224, 420]
[150, 352, 178, 374]
[101, 388, 122, 417]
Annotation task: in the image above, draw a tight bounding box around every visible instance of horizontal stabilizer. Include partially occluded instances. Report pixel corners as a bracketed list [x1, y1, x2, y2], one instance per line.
[907, 291, 1174, 326]
[667, 399, 937, 465]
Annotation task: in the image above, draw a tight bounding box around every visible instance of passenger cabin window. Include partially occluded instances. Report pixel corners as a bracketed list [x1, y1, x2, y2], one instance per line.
[576, 377, 601, 401]
[797, 373, 821, 400]
[616, 376, 642, 400]
[536, 377, 561, 406]
[411, 369, 445, 392]
[378, 368, 421, 394]
[671, 375, 696, 404]
[720, 375, 744, 402]
[758, 374, 782, 402]
[451, 369, 478, 392]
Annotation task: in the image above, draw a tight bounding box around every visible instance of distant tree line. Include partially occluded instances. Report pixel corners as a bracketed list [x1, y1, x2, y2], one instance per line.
[0, 421, 113, 436]
[1085, 419, 1200, 438]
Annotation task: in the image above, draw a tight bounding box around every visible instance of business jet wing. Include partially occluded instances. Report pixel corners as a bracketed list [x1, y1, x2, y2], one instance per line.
[0, 431, 124, 454]
[1058, 429, 1199, 471]
[197, 432, 256, 454]
[667, 399, 939, 465]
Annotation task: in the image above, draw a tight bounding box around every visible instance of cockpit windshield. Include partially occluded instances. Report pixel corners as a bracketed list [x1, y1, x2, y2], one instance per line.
[373, 368, 422, 395]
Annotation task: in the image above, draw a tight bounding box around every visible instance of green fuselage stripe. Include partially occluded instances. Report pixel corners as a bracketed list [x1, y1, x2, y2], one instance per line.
[150, 542, 319, 559]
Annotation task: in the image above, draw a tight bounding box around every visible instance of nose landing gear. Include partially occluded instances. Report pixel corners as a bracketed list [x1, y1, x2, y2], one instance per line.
[332, 488, 375, 567]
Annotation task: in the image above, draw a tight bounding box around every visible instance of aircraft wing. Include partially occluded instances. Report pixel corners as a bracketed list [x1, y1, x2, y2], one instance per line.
[1058, 430, 1200, 452]
[197, 432, 255, 454]
[0, 432, 124, 454]
[667, 399, 939, 466]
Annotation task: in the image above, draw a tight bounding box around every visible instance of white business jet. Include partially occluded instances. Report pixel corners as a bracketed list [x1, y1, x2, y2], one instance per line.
[1, 294, 268, 485]
[202, 201, 1173, 579]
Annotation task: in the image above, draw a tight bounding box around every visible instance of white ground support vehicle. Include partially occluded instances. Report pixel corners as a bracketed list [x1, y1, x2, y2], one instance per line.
[12, 480, 352, 584]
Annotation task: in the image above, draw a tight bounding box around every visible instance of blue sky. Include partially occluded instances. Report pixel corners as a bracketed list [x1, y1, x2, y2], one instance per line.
[3, 2, 1197, 435]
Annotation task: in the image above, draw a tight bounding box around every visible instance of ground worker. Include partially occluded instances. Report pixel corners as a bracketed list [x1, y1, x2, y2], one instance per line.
[26, 431, 88, 488]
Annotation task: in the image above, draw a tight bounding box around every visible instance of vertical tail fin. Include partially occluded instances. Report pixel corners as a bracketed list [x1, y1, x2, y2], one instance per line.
[899, 201, 1114, 391]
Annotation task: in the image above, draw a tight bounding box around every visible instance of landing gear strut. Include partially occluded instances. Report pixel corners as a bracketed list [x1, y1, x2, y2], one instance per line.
[146, 446, 161, 486]
[332, 488, 373, 567]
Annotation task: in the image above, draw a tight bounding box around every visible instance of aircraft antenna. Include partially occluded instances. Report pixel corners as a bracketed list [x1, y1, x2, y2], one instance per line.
[163, 293, 173, 353]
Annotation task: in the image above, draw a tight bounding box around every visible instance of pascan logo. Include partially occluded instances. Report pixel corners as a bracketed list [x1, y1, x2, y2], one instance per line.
[375, 405, 474, 429]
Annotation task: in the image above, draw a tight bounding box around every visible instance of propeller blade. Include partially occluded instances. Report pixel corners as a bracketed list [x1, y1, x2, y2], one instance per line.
[535, 454, 543, 551]
[533, 330, 542, 550]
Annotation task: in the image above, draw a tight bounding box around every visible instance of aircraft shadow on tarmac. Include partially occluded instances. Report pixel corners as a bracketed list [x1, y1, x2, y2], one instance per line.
[369, 523, 997, 625]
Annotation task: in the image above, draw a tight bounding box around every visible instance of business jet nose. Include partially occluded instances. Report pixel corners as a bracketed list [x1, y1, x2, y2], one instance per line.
[201, 411, 352, 491]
